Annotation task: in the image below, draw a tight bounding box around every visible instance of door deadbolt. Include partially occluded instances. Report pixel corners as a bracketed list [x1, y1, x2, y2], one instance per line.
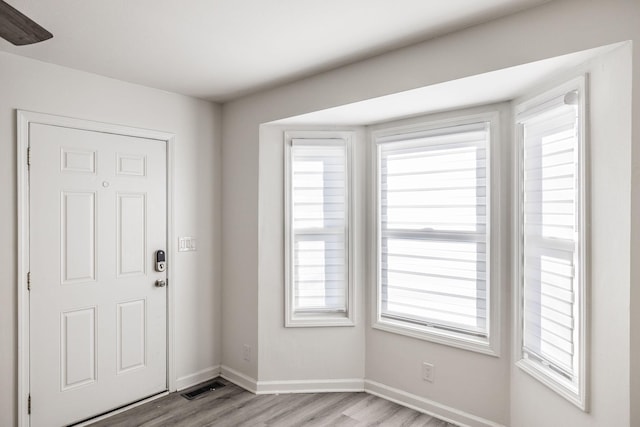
[155, 250, 166, 272]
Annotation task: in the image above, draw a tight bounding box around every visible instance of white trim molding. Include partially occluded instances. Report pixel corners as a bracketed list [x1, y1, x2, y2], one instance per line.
[176, 365, 222, 391]
[16, 110, 177, 426]
[218, 371, 503, 427]
[220, 367, 364, 396]
[364, 380, 505, 427]
[256, 378, 365, 394]
[220, 365, 259, 394]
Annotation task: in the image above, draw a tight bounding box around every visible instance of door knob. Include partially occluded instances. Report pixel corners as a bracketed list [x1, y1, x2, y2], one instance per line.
[155, 280, 166, 287]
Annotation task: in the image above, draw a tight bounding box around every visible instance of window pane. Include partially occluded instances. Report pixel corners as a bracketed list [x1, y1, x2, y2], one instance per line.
[290, 141, 348, 314]
[293, 234, 346, 311]
[521, 97, 580, 380]
[382, 238, 487, 333]
[378, 122, 490, 336]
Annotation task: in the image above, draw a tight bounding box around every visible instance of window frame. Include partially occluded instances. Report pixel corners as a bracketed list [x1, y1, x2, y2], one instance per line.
[284, 130, 355, 327]
[370, 108, 503, 356]
[513, 75, 590, 410]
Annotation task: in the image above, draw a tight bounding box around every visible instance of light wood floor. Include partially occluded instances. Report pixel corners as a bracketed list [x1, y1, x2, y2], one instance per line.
[88, 378, 457, 427]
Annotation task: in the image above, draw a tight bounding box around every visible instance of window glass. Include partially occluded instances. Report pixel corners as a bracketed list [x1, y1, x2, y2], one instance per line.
[291, 142, 347, 312]
[285, 135, 353, 326]
[377, 122, 490, 339]
[516, 80, 587, 409]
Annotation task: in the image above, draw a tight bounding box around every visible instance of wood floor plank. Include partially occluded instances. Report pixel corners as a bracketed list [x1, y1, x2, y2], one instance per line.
[229, 393, 319, 427]
[265, 392, 354, 426]
[345, 395, 403, 423]
[87, 378, 458, 427]
[293, 393, 367, 427]
[379, 406, 430, 427]
[342, 394, 380, 418]
[325, 414, 361, 426]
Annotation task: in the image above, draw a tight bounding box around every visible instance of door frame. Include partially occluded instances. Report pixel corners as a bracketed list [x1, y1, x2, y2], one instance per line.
[17, 110, 177, 426]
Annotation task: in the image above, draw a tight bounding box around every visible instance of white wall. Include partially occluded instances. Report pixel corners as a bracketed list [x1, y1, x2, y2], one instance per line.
[221, 0, 640, 425]
[220, 101, 260, 379]
[256, 125, 366, 385]
[0, 52, 223, 427]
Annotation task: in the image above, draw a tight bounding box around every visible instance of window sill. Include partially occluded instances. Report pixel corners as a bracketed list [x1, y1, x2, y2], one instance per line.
[516, 357, 586, 411]
[286, 312, 355, 328]
[372, 317, 499, 357]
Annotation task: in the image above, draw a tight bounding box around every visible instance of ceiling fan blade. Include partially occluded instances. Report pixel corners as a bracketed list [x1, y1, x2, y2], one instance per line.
[0, 0, 52, 45]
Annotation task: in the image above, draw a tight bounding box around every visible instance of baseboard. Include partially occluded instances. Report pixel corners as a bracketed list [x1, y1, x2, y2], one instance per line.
[256, 378, 365, 394]
[217, 369, 503, 427]
[176, 365, 221, 391]
[220, 366, 364, 395]
[220, 365, 259, 393]
[364, 380, 505, 427]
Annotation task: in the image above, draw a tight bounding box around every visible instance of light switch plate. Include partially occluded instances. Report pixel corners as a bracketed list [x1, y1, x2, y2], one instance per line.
[178, 236, 197, 252]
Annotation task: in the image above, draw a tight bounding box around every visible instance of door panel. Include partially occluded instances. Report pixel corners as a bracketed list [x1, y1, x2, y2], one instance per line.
[60, 307, 97, 391]
[117, 193, 147, 276]
[117, 299, 147, 374]
[29, 123, 167, 426]
[61, 191, 97, 284]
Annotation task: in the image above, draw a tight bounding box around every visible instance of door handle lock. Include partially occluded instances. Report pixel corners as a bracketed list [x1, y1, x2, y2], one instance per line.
[155, 250, 166, 272]
[155, 280, 166, 288]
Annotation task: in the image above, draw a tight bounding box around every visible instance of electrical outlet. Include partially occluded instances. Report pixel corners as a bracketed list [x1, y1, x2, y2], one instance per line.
[422, 362, 434, 382]
[242, 344, 251, 362]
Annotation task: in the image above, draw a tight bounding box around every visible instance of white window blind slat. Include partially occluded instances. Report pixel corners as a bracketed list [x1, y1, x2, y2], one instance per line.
[379, 121, 490, 337]
[384, 247, 486, 262]
[523, 118, 576, 142]
[378, 128, 486, 150]
[525, 325, 574, 353]
[527, 304, 574, 330]
[383, 157, 486, 175]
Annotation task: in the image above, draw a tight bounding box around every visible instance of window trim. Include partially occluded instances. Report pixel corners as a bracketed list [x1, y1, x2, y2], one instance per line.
[284, 130, 355, 327]
[513, 75, 590, 410]
[369, 107, 503, 356]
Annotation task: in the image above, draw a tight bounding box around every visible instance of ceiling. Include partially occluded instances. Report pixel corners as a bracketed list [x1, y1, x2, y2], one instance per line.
[0, 0, 551, 102]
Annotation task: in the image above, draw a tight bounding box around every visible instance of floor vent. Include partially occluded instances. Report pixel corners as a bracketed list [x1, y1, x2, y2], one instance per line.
[181, 380, 226, 400]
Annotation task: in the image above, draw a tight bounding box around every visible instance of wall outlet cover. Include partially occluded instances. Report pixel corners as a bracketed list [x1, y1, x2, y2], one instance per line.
[422, 362, 435, 382]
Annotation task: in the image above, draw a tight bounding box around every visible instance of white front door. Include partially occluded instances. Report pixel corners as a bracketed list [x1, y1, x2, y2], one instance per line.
[29, 123, 167, 426]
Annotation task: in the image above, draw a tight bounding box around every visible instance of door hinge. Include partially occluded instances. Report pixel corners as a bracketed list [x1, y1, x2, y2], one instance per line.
[27, 146, 31, 167]
[27, 272, 31, 291]
[28, 394, 31, 414]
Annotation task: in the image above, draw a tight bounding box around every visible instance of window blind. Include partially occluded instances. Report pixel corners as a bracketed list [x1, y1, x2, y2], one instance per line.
[289, 139, 348, 313]
[520, 93, 580, 380]
[378, 122, 490, 337]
